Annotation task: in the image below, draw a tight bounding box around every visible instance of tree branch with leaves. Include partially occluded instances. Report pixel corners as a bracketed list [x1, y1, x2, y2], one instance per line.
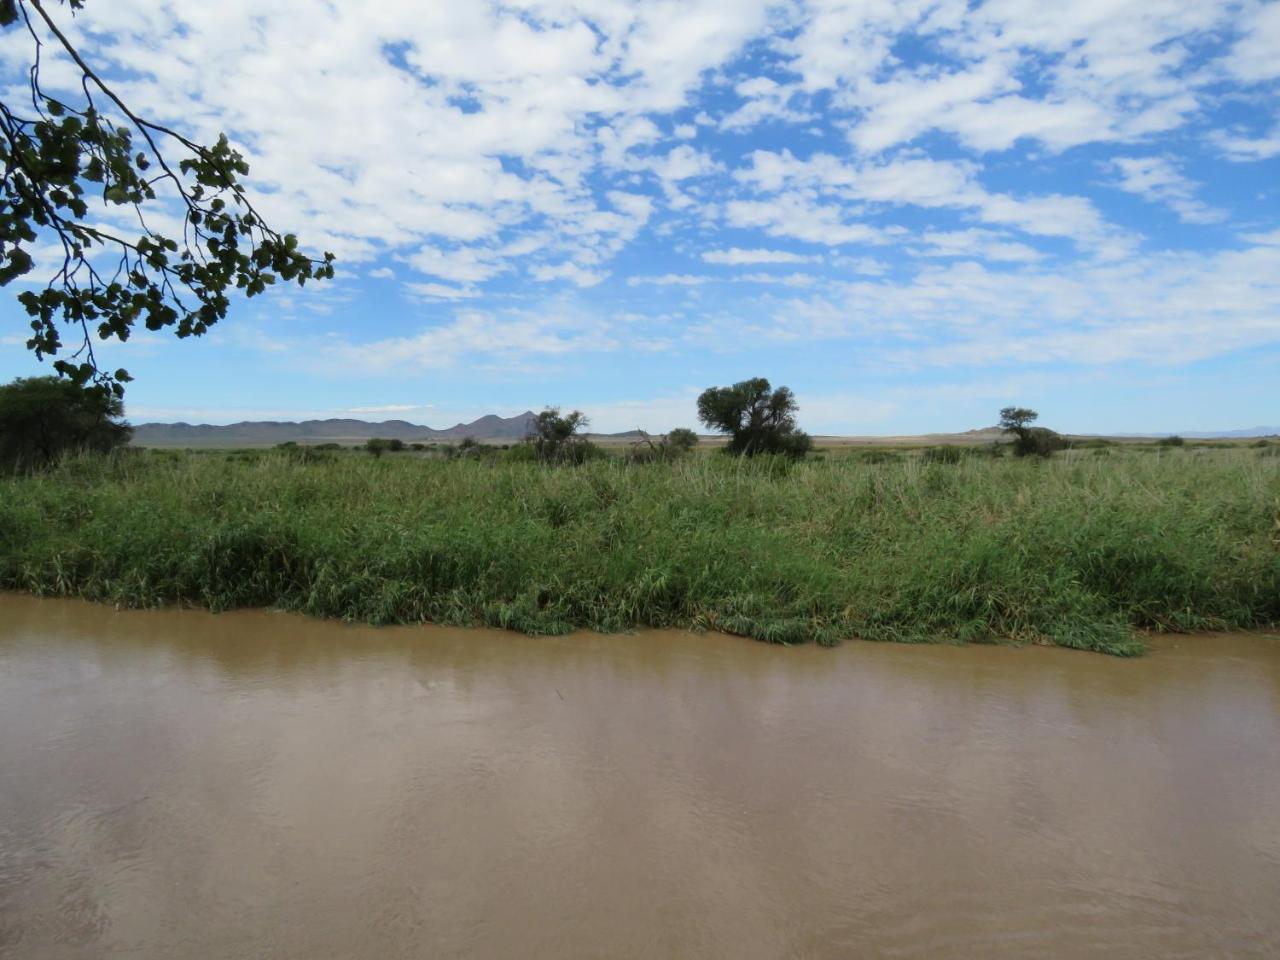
[0, 0, 334, 397]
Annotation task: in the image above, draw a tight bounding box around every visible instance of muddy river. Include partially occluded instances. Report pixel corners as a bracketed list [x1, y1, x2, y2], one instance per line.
[1, 594, 1278, 958]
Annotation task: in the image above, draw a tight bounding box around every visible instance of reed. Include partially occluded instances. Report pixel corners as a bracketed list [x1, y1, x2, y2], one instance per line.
[2, 446, 1276, 655]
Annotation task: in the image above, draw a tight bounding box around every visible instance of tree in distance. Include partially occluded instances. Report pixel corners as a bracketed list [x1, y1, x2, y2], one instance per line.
[0, 374, 131, 469]
[665, 427, 699, 453]
[998, 407, 1038, 435]
[998, 406, 1066, 458]
[626, 426, 700, 463]
[0, 0, 334, 397]
[524, 407, 596, 463]
[696, 377, 812, 458]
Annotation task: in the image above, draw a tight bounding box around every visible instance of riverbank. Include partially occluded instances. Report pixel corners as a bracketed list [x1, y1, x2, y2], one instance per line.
[2, 447, 1277, 655]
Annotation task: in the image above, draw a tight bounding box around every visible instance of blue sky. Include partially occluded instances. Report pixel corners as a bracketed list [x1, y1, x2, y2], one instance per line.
[2, 0, 1278, 434]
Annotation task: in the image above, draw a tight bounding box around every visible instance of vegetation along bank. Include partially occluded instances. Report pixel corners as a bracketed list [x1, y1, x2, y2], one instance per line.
[3, 443, 1278, 656]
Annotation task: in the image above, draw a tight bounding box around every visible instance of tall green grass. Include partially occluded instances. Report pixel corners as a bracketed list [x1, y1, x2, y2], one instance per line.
[2, 448, 1277, 655]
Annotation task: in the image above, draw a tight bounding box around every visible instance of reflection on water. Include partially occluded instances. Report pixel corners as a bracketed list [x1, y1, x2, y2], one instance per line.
[1, 594, 1278, 959]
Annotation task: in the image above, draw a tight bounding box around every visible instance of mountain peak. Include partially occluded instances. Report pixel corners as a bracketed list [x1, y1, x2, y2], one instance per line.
[130, 411, 537, 447]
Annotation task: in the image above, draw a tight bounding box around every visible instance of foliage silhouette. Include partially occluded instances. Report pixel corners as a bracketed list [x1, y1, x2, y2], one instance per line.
[999, 406, 1065, 458]
[697, 377, 811, 458]
[0, 0, 333, 396]
[525, 407, 596, 463]
[0, 373, 130, 469]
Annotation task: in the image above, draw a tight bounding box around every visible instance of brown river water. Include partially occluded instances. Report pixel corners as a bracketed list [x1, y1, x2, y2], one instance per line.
[1, 594, 1279, 959]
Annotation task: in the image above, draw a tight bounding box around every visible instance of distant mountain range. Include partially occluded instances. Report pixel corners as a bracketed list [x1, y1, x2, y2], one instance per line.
[128, 415, 1280, 448]
[131, 411, 539, 447]
[1133, 427, 1280, 439]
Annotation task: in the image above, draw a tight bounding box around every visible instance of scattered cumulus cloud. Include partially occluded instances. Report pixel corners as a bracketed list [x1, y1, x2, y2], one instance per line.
[1107, 157, 1227, 225]
[2, 0, 1278, 432]
[702, 248, 821, 265]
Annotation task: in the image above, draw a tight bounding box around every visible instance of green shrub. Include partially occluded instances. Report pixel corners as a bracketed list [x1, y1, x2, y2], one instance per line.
[1015, 427, 1067, 458]
[523, 408, 599, 464]
[856, 450, 903, 465]
[2, 449, 1276, 655]
[921, 446, 964, 465]
[0, 376, 132, 471]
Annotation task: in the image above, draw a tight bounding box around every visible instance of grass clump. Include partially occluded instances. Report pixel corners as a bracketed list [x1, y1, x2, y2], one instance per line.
[2, 449, 1277, 655]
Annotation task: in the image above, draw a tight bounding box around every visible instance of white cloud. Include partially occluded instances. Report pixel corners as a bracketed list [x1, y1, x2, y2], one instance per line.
[406, 246, 504, 284]
[347, 404, 421, 414]
[724, 194, 883, 246]
[731, 272, 818, 287]
[733, 150, 1124, 252]
[914, 230, 1043, 263]
[5, 0, 1277, 413]
[1107, 157, 1227, 224]
[404, 282, 480, 300]
[780, 0, 1233, 155]
[1240, 228, 1280, 247]
[702, 247, 820, 265]
[1226, 1, 1280, 84]
[835, 257, 890, 277]
[639, 145, 722, 184]
[720, 76, 811, 132]
[530, 262, 608, 288]
[626, 274, 709, 287]
[14, 0, 771, 296]
[735, 242, 1280, 367]
[311, 305, 630, 374]
[1211, 127, 1280, 162]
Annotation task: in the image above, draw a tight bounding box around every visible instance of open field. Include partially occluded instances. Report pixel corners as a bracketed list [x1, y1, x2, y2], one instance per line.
[3, 444, 1278, 656]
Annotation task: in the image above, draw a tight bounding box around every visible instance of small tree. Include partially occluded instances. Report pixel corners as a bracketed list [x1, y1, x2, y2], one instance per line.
[998, 406, 1065, 458]
[525, 407, 593, 463]
[697, 377, 811, 458]
[666, 428, 699, 453]
[0, 375, 131, 469]
[998, 407, 1038, 437]
[626, 427, 700, 463]
[365, 437, 391, 457]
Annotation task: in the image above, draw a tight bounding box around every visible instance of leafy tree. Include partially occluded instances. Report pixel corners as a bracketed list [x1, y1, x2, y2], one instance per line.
[365, 437, 392, 457]
[666, 427, 699, 453]
[0, 0, 334, 396]
[0, 373, 130, 468]
[626, 427, 699, 464]
[998, 406, 1065, 458]
[998, 407, 1038, 436]
[696, 377, 811, 458]
[524, 407, 595, 463]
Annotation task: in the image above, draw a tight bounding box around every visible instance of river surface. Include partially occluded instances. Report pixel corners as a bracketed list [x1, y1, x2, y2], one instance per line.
[1, 594, 1279, 959]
